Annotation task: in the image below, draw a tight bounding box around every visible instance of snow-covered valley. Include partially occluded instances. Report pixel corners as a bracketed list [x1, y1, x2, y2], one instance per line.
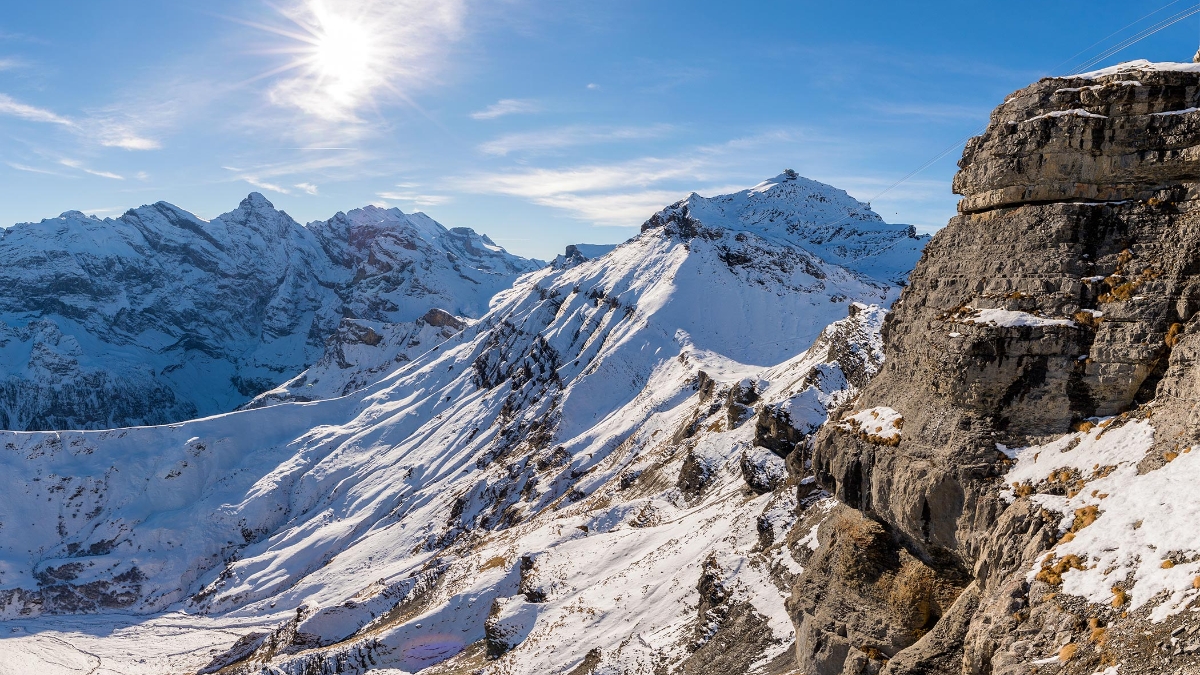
[0, 173, 925, 674]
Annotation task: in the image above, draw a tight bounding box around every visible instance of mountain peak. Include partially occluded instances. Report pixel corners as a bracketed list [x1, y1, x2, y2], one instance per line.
[638, 172, 924, 284]
[238, 192, 276, 212]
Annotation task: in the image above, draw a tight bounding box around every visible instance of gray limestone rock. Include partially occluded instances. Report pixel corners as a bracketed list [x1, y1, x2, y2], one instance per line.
[796, 62, 1200, 674]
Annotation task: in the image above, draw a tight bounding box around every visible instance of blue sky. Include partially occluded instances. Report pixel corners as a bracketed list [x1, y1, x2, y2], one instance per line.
[2, 1, 1200, 260]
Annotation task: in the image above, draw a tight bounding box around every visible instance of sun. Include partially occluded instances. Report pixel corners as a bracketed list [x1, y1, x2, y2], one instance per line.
[247, 0, 385, 120]
[309, 3, 378, 102]
[245, 0, 463, 121]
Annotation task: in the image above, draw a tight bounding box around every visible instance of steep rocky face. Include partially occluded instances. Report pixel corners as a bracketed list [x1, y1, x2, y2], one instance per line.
[309, 206, 541, 323]
[246, 309, 469, 407]
[0, 197, 539, 430]
[801, 61, 1200, 674]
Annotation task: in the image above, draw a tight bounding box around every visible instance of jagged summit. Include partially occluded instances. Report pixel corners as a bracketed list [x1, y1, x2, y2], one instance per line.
[238, 190, 276, 210]
[0, 195, 541, 430]
[643, 172, 927, 285]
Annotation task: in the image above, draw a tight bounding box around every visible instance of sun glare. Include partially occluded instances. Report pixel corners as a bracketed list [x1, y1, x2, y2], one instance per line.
[250, 0, 464, 121]
[310, 4, 377, 100]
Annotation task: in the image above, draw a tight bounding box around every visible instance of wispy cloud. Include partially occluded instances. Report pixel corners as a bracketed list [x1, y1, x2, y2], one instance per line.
[97, 127, 161, 150]
[242, 177, 291, 194]
[0, 58, 24, 71]
[221, 149, 373, 192]
[470, 98, 540, 120]
[79, 207, 123, 216]
[0, 94, 75, 127]
[457, 157, 704, 226]
[60, 159, 124, 180]
[479, 124, 672, 156]
[0, 93, 163, 150]
[377, 190, 450, 207]
[457, 130, 836, 227]
[7, 162, 71, 177]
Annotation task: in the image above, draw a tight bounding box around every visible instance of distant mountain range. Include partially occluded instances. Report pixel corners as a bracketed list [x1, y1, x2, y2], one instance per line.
[0, 195, 541, 430]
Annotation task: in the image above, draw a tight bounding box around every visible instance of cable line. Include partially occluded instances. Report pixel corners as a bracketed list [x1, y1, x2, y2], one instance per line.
[1071, 3, 1200, 74]
[826, 0, 1200, 232]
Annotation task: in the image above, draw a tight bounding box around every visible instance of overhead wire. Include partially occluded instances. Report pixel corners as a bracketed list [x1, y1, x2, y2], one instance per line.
[1050, 0, 1186, 75]
[1070, 3, 1200, 74]
[820, 0, 1200, 233]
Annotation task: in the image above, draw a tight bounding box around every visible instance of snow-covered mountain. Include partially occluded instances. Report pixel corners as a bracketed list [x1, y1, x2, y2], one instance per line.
[645, 170, 927, 286]
[0, 173, 926, 674]
[0, 196, 540, 431]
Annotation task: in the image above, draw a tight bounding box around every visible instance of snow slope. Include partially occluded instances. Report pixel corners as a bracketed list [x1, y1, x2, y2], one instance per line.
[1003, 416, 1200, 623]
[0, 197, 539, 431]
[0, 174, 920, 674]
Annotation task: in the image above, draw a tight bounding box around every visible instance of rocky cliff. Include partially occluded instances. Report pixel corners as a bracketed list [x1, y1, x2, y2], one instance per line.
[801, 60, 1200, 674]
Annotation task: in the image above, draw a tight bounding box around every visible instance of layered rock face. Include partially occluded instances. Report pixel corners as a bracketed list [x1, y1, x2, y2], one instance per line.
[800, 61, 1200, 674]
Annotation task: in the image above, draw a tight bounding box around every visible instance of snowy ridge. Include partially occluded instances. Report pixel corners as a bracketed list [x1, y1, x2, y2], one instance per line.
[0, 174, 919, 673]
[0, 196, 539, 430]
[642, 170, 928, 286]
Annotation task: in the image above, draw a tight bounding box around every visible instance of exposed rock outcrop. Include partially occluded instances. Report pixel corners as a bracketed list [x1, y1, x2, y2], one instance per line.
[799, 61, 1200, 674]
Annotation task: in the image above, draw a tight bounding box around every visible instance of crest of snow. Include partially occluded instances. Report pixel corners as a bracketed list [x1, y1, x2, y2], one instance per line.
[959, 308, 1076, 328]
[1004, 420, 1200, 621]
[1055, 81, 1142, 93]
[838, 406, 903, 443]
[1153, 107, 1200, 117]
[1075, 60, 1200, 79]
[1024, 109, 1109, 123]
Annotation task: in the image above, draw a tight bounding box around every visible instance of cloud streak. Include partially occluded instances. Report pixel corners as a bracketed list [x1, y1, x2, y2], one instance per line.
[456, 130, 859, 227]
[377, 190, 450, 207]
[470, 98, 541, 120]
[456, 156, 705, 226]
[7, 162, 70, 177]
[479, 124, 672, 156]
[0, 93, 163, 150]
[60, 159, 124, 180]
[0, 94, 75, 127]
[242, 177, 291, 194]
